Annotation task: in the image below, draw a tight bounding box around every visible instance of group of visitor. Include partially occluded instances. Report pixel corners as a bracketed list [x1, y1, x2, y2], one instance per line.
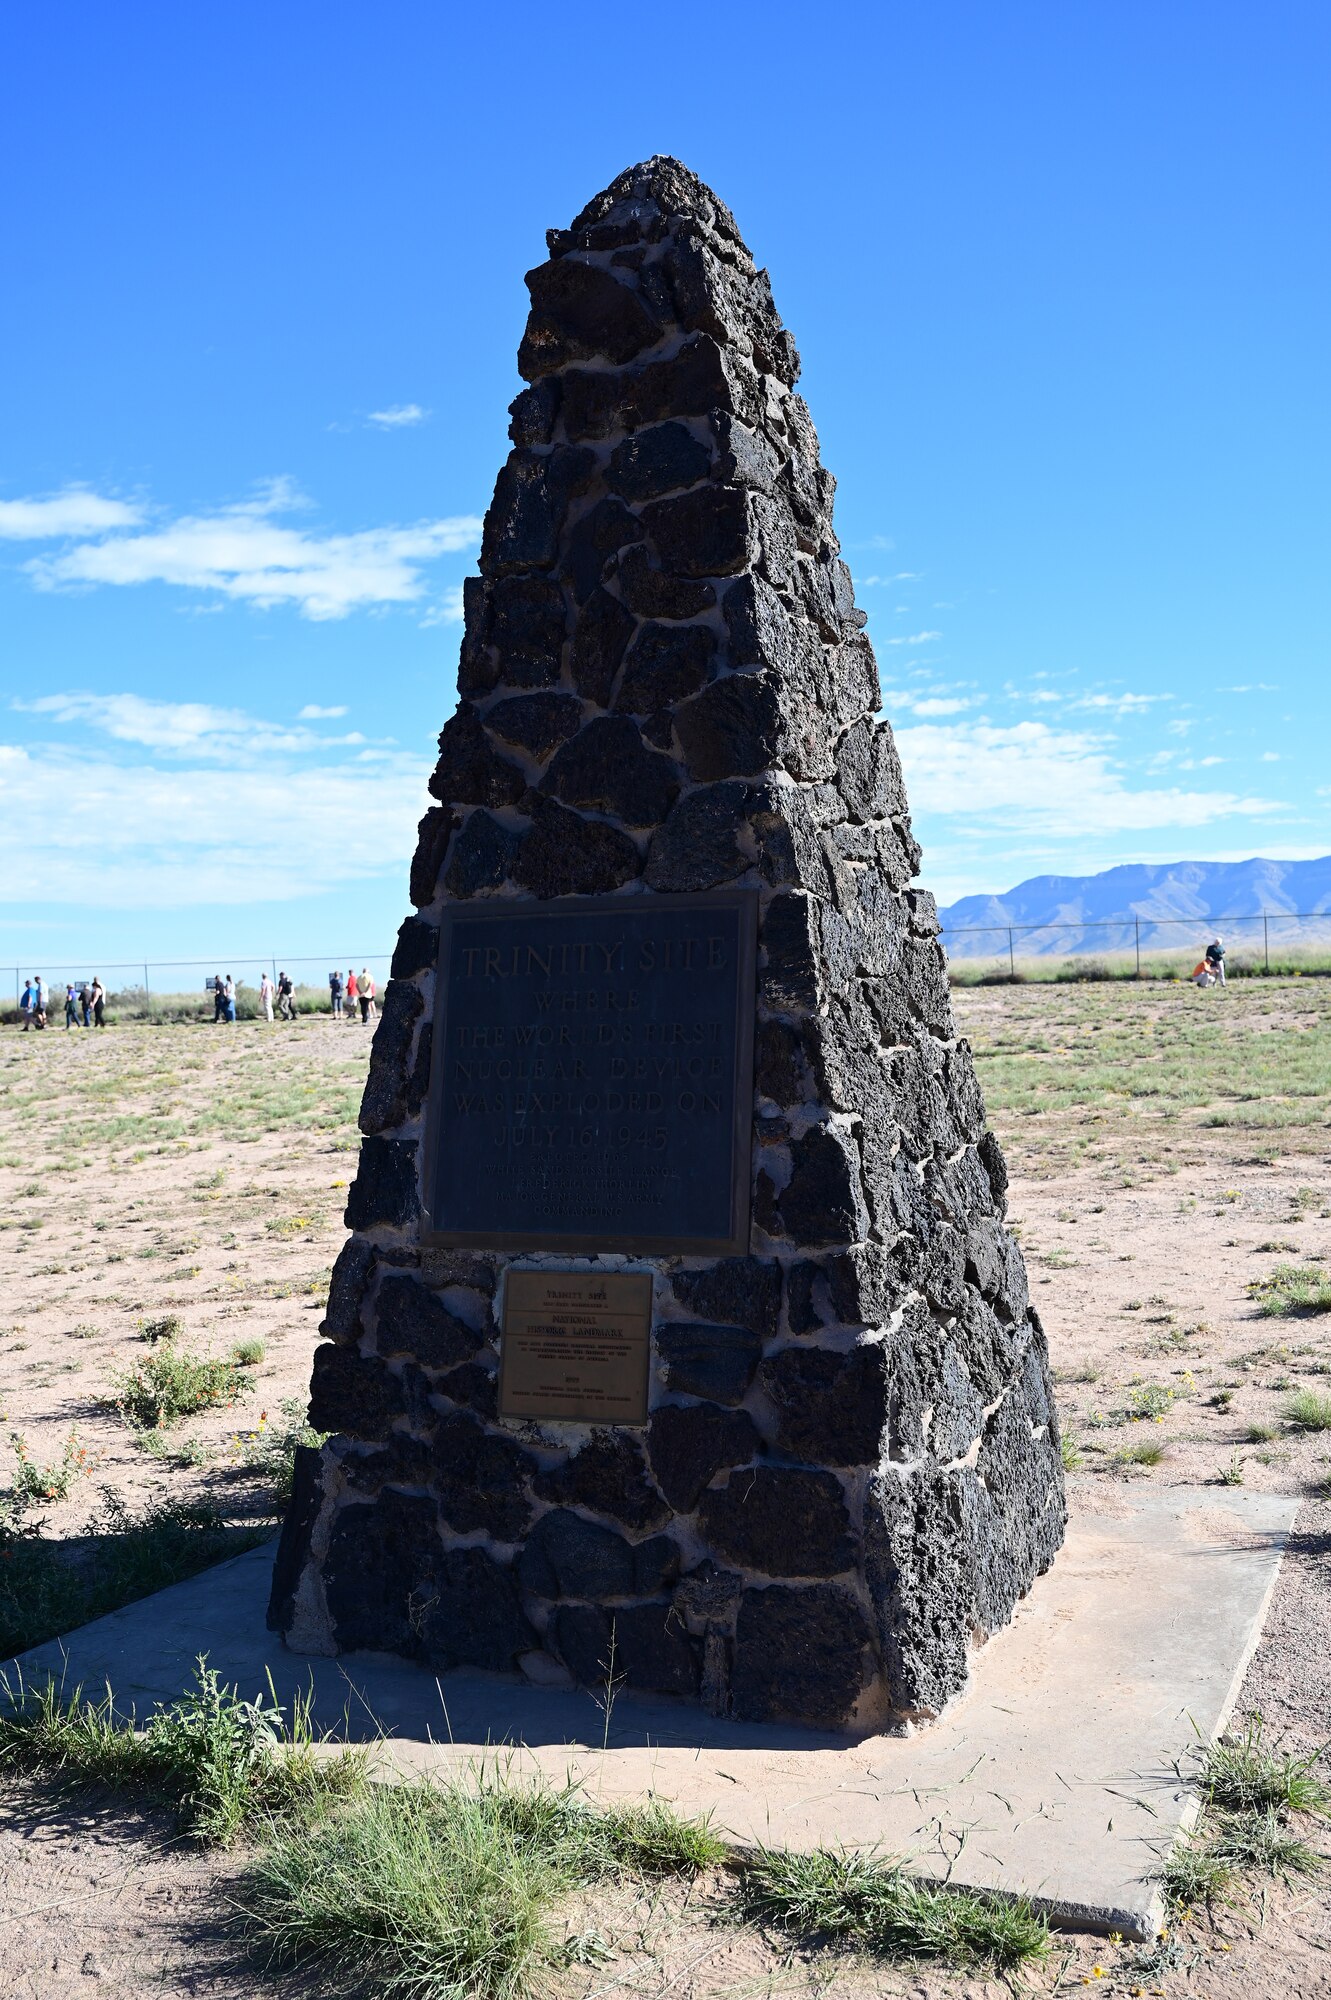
[1191, 937, 1227, 988]
[19, 977, 104, 1030]
[328, 967, 377, 1024]
[203, 966, 377, 1025]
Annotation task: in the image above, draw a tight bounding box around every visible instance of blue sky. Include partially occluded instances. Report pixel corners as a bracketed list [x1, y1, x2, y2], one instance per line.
[2, 0, 1327, 974]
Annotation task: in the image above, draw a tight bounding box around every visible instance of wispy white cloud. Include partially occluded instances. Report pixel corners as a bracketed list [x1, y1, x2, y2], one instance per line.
[1221, 683, 1279, 693]
[298, 703, 348, 720]
[884, 629, 942, 647]
[0, 488, 144, 539]
[1074, 691, 1173, 715]
[14, 691, 371, 761]
[9, 476, 481, 621]
[1, 694, 427, 906]
[367, 403, 429, 429]
[894, 718, 1279, 839]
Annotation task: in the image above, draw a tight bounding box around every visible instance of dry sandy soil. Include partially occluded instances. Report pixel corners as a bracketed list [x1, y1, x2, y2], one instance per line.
[1, 980, 1329, 1997]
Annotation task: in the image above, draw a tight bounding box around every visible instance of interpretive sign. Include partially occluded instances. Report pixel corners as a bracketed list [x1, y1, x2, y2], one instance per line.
[498, 1269, 653, 1424]
[423, 889, 757, 1254]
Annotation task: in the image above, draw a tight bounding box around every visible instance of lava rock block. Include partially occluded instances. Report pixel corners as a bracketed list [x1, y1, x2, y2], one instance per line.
[307, 1345, 405, 1440]
[606, 421, 713, 502]
[655, 1322, 762, 1406]
[698, 1467, 853, 1578]
[542, 715, 679, 826]
[432, 1411, 534, 1542]
[552, 1602, 699, 1698]
[647, 1402, 761, 1511]
[374, 1276, 481, 1372]
[533, 1431, 669, 1533]
[759, 1343, 888, 1466]
[444, 810, 523, 898]
[323, 1489, 440, 1655]
[418, 1547, 535, 1673]
[513, 796, 641, 897]
[671, 1257, 782, 1340]
[731, 1583, 873, 1726]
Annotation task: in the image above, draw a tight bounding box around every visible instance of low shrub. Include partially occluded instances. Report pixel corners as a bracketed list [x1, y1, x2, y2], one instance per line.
[1249, 1263, 1331, 1318]
[108, 1343, 258, 1429]
[233, 1399, 328, 1508]
[1284, 1389, 1331, 1433]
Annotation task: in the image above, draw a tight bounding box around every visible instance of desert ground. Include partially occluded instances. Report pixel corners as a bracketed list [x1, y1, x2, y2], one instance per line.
[1, 977, 1328, 1997]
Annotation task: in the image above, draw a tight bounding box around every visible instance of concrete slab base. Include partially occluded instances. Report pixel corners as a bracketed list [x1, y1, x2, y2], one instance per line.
[5, 1486, 1295, 1940]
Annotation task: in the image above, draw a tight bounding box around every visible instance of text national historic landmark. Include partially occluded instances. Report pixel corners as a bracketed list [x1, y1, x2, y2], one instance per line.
[270, 157, 1067, 1730]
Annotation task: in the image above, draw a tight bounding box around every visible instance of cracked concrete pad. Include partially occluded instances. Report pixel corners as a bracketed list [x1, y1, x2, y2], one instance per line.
[5, 1485, 1294, 1940]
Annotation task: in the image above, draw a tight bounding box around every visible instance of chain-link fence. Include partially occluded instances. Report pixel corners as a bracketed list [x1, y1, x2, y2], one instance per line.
[4, 954, 396, 1025]
[940, 909, 1331, 982]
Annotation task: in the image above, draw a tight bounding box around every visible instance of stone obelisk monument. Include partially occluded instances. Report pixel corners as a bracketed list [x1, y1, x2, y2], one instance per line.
[270, 158, 1066, 1731]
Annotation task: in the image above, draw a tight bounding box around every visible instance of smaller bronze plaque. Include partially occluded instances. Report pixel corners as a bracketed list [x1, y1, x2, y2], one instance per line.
[499, 1270, 652, 1425]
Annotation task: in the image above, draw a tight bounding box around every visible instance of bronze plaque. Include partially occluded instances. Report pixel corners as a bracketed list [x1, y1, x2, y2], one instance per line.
[422, 888, 757, 1254]
[498, 1269, 652, 1425]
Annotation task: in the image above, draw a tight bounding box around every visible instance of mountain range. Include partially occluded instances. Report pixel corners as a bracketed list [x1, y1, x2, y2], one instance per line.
[937, 856, 1331, 957]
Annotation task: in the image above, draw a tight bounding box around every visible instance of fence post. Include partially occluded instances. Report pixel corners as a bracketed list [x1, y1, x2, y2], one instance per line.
[1263, 911, 1269, 974]
[1007, 927, 1015, 980]
[1134, 917, 1140, 979]
[144, 964, 151, 1017]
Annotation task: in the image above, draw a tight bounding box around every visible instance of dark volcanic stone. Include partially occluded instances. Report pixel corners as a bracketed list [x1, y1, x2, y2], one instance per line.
[978, 1130, 1009, 1212]
[644, 781, 752, 893]
[563, 497, 643, 604]
[513, 797, 641, 898]
[409, 805, 455, 908]
[614, 544, 717, 620]
[863, 1469, 972, 1714]
[358, 980, 424, 1135]
[698, 1467, 853, 1578]
[552, 1602, 698, 1698]
[437, 1360, 498, 1419]
[307, 1345, 406, 1439]
[614, 622, 716, 714]
[405, 1020, 434, 1121]
[606, 422, 712, 503]
[754, 1018, 811, 1107]
[519, 1509, 638, 1599]
[374, 1276, 481, 1371]
[444, 810, 522, 898]
[520, 257, 664, 377]
[266, 1443, 323, 1632]
[508, 378, 560, 446]
[323, 1489, 439, 1655]
[481, 446, 595, 576]
[489, 573, 567, 688]
[641, 486, 752, 578]
[391, 916, 439, 979]
[322, 1236, 375, 1342]
[777, 1127, 870, 1246]
[484, 692, 583, 758]
[654, 1322, 762, 1406]
[421, 1250, 497, 1296]
[542, 716, 679, 827]
[570, 587, 635, 706]
[648, 1402, 761, 1511]
[345, 1136, 420, 1230]
[418, 1547, 534, 1673]
[730, 1584, 872, 1726]
[757, 893, 817, 1013]
[759, 1343, 888, 1466]
[533, 1431, 669, 1533]
[430, 706, 526, 809]
[433, 1411, 534, 1542]
[560, 333, 733, 442]
[785, 1260, 823, 1336]
[671, 1257, 782, 1339]
[675, 671, 782, 781]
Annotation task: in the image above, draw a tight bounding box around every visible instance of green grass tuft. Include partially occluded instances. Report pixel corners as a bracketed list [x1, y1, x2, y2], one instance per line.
[1160, 1829, 1234, 1908]
[1203, 1716, 1330, 1817]
[1211, 1808, 1324, 1879]
[1284, 1388, 1331, 1432]
[1115, 1438, 1167, 1467]
[1249, 1263, 1331, 1319]
[736, 1846, 1049, 1971]
[244, 1773, 723, 1999]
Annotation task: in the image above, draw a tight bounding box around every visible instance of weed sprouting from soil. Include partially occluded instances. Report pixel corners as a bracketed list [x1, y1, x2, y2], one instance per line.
[1202, 1715, 1330, 1817]
[0, 1659, 365, 1848]
[1249, 1263, 1331, 1318]
[232, 1398, 328, 1506]
[108, 1343, 257, 1428]
[736, 1845, 1049, 1970]
[7, 1427, 89, 1505]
